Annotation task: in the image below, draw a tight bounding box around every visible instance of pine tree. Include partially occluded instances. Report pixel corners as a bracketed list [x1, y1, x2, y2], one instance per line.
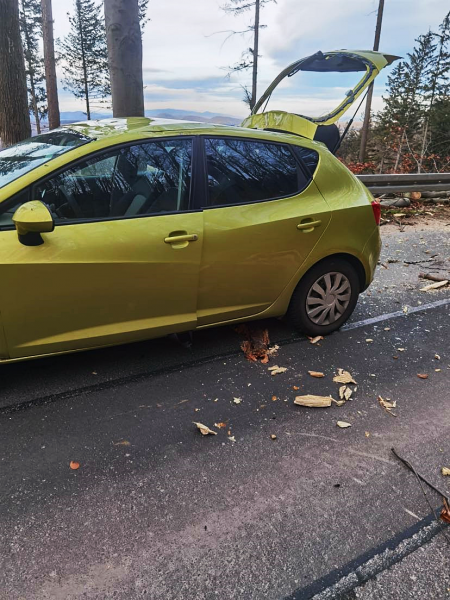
[221, 0, 276, 109]
[59, 0, 109, 119]
[41, 0, 60, 129]
[138, 0, 149, 31]
[19, 0, 47, 134]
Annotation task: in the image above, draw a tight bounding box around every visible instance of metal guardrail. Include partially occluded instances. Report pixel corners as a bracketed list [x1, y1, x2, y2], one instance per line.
[357, 173, 450, 194]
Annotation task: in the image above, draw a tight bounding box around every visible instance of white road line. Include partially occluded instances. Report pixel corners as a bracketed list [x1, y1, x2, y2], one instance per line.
[342, 297, 450, 331]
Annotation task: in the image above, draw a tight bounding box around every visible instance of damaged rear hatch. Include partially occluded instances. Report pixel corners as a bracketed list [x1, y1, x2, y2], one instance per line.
[241, 50, 399, 153]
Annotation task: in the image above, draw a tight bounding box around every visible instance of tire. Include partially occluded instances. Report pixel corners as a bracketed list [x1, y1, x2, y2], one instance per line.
[286, 258, 360, 336]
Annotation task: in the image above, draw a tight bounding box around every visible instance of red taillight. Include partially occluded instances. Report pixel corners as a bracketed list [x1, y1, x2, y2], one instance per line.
[371, 200, 381, 225]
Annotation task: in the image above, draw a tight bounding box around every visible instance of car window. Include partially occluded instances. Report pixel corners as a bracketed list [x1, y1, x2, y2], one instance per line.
[110, 139, 192, 217]
[204, 138, 304, 207]
[292, 146, 319, 176]
[0, 138, 193, 226]
[32, 153, 120, 221]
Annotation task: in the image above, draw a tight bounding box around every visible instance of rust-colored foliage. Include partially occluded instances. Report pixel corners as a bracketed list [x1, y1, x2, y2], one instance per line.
[236, 325, 271, 363]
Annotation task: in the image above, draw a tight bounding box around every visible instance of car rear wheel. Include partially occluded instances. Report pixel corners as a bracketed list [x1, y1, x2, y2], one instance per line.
[286, 258, 360, 336]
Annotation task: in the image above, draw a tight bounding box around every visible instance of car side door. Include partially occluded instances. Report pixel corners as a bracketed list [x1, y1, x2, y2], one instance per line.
[0, 136, 203, 359]
[196, 136, 331, 325]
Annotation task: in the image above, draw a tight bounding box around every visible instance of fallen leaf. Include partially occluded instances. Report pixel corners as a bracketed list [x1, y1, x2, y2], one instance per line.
[238, 326, 271, 363]
[294, 395, 333, 408]
[270, 367, 287, 376]
[344, 387, 353, 401]
[214, 422, 227, 429]
[442, 467, 450, 476]
[417, 373, 429, 379]
[268, 364, 280, 371]
[402, 305, 409, 314]
[271, 395, 277, 401]
[435, 369, 441, 372]
[233, 397, 242, 404]
[397, 348, 405, 352]
[365, 431, 370, 437]
[270, 434, 277, 440]
[114, 440, 130, 446]
[420, 280, 448, 292]
[441, 498, 450, 524]
[339, 385, 346, 400]
[193, 422, 217, 436]
[228, 436, 236, 442]
[378, 395, 397, 416]
[366, 338, 374, 343]
[333, 369, 356, 384]
[308, 370, 325, 378]
[435, 354, 441, 360]
[308, 336, 324, 344]
[292, 385, 299, 391]
[337, 421, 352, 428]
[384, 327, 391, 331]
[92, 371, 97, 375]
[69, 461, 80, 470]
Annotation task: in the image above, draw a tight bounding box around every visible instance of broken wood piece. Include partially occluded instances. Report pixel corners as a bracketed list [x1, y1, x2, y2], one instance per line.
[294, 395, 333, 408]
[420, 280, 448, 292]
[418, 272, 448, 282]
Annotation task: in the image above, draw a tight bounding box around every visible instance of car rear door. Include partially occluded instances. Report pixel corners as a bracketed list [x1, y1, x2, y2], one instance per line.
[0, 136, 203, 359]
[196, 135, 331, 326]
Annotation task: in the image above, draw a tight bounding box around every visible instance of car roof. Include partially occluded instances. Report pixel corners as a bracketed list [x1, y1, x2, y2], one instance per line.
[65, 117, 233, 140]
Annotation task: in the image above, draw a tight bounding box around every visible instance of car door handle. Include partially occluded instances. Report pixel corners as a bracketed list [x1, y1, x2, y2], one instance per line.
[164, 233, 198, 244]
[297, 219, 322, 232]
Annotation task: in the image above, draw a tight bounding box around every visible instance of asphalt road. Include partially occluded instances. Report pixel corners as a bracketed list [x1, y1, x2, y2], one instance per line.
[1, 220, 449, 600]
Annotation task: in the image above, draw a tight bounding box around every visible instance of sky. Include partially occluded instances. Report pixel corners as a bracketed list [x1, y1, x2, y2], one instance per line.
[51, 0, 450, 120]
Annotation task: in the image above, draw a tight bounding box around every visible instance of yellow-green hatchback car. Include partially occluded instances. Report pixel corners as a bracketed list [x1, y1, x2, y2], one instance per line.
[0, 50, 397, 362]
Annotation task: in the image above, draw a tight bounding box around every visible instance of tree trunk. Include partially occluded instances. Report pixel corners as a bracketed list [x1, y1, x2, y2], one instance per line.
[250, 0, 260, 111]
[358, 0, 384, 163]
[29, 73, 41, 134]
[20, 7, 41, 134]
[41, 0, 60, 129]
[76, 0, 91, 120]
[0, 0, 31, 146]
[104, 0, 144, 118]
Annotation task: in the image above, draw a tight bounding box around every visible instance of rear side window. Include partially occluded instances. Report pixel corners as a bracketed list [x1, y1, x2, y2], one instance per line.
[292, 146, 319, 176]
[204, 138, 305, 207]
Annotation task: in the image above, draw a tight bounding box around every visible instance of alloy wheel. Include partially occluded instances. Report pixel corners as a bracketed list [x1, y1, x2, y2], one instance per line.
[306, 272, 352, 325]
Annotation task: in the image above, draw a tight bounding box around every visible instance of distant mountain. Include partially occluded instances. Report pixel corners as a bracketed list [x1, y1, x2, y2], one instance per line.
[58, 108, 242, 126]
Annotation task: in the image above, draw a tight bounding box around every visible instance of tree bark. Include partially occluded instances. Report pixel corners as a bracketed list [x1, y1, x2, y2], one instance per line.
[41, 0, 60, 129]
[0, 0, 31, 146]
[104, 0, 144, 117]
[358, 0, 384, 163]
[250, 0, 260, 111]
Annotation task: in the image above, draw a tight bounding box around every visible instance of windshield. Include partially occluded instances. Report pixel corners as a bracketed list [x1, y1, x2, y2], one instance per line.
[0, 130, 92, 189]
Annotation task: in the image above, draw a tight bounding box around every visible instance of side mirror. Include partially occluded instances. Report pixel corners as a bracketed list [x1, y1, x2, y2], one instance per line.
[12, 200, 55, 246]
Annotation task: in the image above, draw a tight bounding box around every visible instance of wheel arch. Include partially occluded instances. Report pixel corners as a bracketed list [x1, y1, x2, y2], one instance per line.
[297, 252, 367, 293]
